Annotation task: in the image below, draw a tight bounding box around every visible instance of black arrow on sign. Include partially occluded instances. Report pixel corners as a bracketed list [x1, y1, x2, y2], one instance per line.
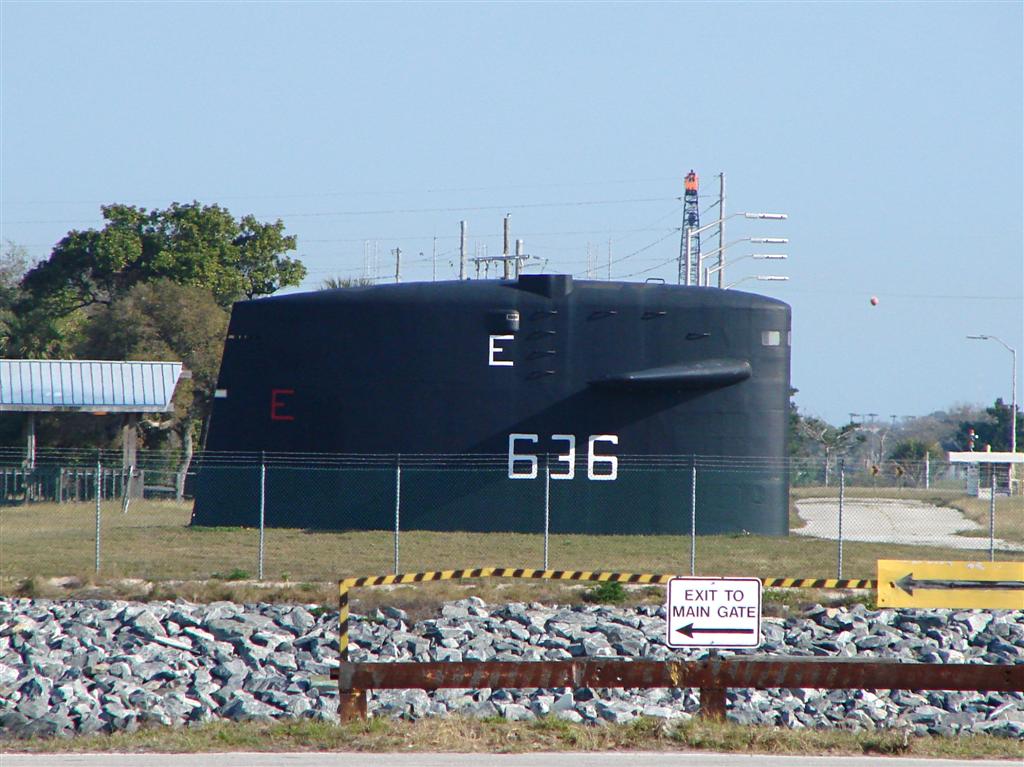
[674, 623, 755, 639]
[893, 573, 1024, 596]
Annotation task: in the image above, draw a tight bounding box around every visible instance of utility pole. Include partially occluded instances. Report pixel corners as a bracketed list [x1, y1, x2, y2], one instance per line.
[717, 173, 726, 288]
[503, 214, 511, 279]
[393, 247, 401, 283]
[515, 239, 524, 278]
[459, 220, 467, 280]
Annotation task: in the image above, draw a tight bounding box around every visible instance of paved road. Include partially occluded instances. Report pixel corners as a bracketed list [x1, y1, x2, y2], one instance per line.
[793, 497, 1023, 551]
[1, 753, 1017, 767]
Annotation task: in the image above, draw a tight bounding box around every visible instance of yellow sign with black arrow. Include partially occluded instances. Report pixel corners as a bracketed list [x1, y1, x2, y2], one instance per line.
[877, 560, 1024, 609]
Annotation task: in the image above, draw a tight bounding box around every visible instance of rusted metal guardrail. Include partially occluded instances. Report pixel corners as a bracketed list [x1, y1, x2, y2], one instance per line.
[333, 568, 922, 720]
[332, 656, 1024, 721]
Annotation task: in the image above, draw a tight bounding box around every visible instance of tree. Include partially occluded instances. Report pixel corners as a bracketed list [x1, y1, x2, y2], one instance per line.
[236, 215, 307, 299]
[0, 241, 29, 353]
[888, 438, 943, 486]
[18, 202, 306, 320]
[797, 418, 862, 486]
[77, 279, 229, 498]
[319, 276, 375, 290]
[897, 404, 987, 452]
[956, 398, 1023, 453]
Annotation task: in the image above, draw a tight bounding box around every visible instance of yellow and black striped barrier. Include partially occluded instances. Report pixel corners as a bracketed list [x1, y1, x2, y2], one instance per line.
[338, 568, 876, 660]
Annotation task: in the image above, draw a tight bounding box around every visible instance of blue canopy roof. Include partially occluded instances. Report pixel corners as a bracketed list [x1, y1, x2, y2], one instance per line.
[0, 359, 183, 413]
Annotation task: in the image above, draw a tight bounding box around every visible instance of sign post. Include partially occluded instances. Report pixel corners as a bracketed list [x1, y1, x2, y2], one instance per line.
[666, 577, 762, 649]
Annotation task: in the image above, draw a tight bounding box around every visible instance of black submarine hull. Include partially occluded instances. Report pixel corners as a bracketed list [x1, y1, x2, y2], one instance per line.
[191, 275, 791, 535]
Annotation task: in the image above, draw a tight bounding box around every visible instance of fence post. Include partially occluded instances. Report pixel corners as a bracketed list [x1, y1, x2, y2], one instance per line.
[94, 451, 102, 575]
[690, 458, 697, 576]
[543, 456, 550, 570]
[393, 454, 401, 575]
[837, 458, 845, 579]
[924, 452, 930, 490]
[989, 468, 996, 562]
[258, 452, 266, 581]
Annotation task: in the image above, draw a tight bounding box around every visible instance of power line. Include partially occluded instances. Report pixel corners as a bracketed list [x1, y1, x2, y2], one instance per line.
[572, 229, 680, 278]
[0, 177, 683, 206]
[0, 226, 685, 252]
[2, 196, 678, 226]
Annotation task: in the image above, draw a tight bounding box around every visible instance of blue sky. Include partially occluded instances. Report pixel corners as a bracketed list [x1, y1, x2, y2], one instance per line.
[2, 1, 1021, 425]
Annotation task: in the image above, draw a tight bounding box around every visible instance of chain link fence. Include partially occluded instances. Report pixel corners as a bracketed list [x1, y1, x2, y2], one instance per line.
[1, 448, 1021, 584]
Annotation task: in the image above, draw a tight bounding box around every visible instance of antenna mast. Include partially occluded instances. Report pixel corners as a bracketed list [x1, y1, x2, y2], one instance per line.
[678, 170, 701, 285]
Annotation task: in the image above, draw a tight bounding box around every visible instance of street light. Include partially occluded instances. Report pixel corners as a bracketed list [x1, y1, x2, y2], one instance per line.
[967, 335, 1017, 455]
[705, 254, 787, 285]
[680, 212, 787, 287]
[695, 240, 789, 286]
[723, 275, 789, 290]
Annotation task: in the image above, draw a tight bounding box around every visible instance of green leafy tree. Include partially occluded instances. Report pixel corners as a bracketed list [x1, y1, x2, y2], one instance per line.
[956, 398, 1022, 452]
[236, 215, 308, 299]
[18, 202, 306, 320]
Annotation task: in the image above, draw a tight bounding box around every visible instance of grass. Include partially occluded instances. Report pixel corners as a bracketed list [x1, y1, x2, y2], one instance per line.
[1, 490, 1021, 759]
[0, 574, 882, 622]
[0, 491, 1020, 592]
[582, 580, 628, 604]
[2, 716, 1021, 758]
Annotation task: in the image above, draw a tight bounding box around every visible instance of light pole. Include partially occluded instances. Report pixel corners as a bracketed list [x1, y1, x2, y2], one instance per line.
[967, 335, 1017, 455]
[705, 254, 787, 286]
[723, 275, 789, 290]
[694, 240, 789, 287]
[681, 212, 787, 286]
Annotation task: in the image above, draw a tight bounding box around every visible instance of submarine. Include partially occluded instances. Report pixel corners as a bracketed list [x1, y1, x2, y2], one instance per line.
[190, 274, 791, 535]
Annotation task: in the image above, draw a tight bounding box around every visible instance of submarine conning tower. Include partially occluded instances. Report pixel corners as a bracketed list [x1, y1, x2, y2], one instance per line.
[192, 274, 792, 536]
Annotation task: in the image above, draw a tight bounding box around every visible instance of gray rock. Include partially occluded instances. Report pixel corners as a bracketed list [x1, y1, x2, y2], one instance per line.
[1, 597, 1022, 739]
[597, 700, 637, 724]
[380, 606, 408, 623]
[128, 609, 167, 640]
[555, 709, 584, 724]
[222, 693, 280, 722]
[501, 703, 534, 721]
[277, 607, 316, 635]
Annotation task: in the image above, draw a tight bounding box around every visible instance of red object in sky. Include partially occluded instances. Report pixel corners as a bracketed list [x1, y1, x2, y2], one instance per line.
[870, 296, 879, 306]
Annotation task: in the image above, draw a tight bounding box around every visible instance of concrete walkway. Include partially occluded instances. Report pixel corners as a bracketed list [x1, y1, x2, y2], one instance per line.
[793, 497, 1023, 552]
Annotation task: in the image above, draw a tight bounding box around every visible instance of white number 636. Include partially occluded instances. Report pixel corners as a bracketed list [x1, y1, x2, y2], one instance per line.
[508, 433, 618, 481]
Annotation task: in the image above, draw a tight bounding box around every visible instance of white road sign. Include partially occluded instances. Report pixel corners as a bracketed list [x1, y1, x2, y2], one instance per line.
[666, 577, 762, 649]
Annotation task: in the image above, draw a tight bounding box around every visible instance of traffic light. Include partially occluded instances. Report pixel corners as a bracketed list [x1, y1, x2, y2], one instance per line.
[968, 428, 976, 451]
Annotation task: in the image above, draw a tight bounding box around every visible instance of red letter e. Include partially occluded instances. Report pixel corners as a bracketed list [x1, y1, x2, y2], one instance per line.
[270, 388, 295, 421]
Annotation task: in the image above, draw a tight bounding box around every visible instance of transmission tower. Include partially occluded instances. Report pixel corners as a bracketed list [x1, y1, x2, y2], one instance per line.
[678, 170, 701, 285]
